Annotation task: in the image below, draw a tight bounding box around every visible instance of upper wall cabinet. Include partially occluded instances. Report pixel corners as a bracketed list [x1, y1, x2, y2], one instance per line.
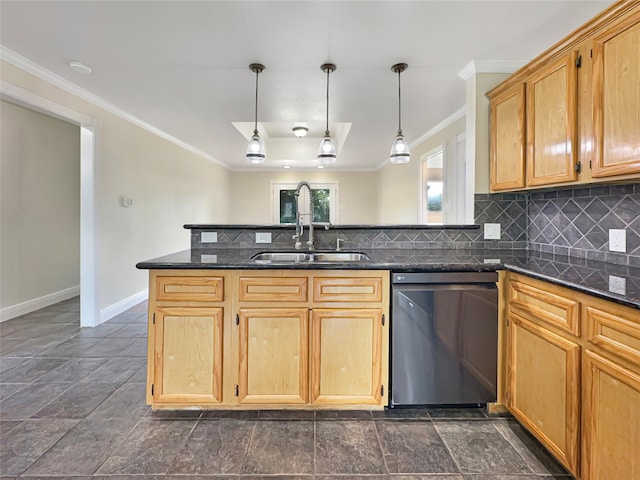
[490, 84, 526, 191]
[592, 13, 640, 178]
[488, 1, 640, 192]
[526, 52, 579, 187]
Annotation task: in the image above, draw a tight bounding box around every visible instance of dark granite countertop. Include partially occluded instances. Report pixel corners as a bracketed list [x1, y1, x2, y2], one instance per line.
[136, 248, 640, 309]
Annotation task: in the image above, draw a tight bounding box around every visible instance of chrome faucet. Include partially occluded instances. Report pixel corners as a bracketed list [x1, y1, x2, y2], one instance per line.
[292, 181, 330, 250]
[293, 181, 314, 250]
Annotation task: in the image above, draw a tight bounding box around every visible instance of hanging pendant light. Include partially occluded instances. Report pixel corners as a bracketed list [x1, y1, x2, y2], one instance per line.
[246, 63, 266, 164]
[318, 63, 337, 165]
[390, 63, 410, 164]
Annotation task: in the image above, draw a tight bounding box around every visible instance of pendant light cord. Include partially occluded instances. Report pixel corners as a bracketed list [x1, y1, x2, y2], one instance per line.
[254, 68, 259, 136]
[325, 67, 330, 135]
[397, 69, 402, 135]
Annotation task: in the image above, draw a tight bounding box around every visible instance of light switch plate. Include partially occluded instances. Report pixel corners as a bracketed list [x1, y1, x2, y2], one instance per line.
[255, 232, 272, 244]
[121, 197, 133, 208]
[201, 231, 218, 243]
[484, 223, 501, 240]
[609, 229, 626, 252]
[609, 275, 626, 295]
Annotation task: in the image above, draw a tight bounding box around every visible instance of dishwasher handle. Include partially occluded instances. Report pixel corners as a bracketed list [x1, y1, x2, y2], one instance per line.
[393, 271, 498, 284]
[394, 283, 497, 292]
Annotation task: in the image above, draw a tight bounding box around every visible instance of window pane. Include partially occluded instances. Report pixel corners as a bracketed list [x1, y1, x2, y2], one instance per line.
[279, 190, 297, 223]
[427, 182, 443, 212]
[312, 189, 330, 223]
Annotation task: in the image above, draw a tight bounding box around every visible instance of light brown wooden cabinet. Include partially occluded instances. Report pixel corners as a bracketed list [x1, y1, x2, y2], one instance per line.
[488, 2, 640, 192]
[507, 280, 581, 475]
[505, 272, 640, 480]
[238, 307, 309, 405]
[146, 269, 389, 410]
[152, 306, 224, 405]
[591, 12, 640, 179]
[582, 350, 640, 480]
[525, 52, 578, 187]
[311, 308, 383, 405]
[490, 84, 526, 191]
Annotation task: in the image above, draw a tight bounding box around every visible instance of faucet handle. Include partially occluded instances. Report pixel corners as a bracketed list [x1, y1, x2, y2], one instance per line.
[336, 238, 345, 251]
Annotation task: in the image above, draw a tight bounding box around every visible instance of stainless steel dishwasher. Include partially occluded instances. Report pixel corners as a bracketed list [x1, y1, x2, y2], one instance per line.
[390, 271, 498, 406]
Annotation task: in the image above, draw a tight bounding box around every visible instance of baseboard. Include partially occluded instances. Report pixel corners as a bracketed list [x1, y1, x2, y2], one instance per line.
[100, 289, 148, 323]
[1, 285, 80, 322]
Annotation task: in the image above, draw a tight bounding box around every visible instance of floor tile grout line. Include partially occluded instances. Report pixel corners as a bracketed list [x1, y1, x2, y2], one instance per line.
[431, 420, 465, 476]
[372, 414, 391, 475]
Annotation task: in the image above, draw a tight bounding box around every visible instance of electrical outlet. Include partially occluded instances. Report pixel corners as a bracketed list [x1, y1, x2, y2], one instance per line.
[121, 197, 133, 208]
[201, 231, 217, 243]
[609, 275, 626, 295]
[609, 229, 626, 252]
[200, 254, 218, 263]
[484, 223, 501, 240]
[255, 232, 272, 244]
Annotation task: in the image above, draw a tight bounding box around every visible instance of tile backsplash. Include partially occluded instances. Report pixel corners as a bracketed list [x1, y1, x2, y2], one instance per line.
[190, 183, 639, 267]
[527, 183, 640, 267]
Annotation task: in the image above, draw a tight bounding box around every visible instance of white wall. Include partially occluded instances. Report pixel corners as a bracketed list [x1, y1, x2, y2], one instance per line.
[1, 100, 80, 310]
[229, 170, 378, 224]
[1, 60, 231, 317]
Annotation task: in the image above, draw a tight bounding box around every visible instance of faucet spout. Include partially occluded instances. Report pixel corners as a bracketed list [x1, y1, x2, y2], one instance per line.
[293, 181, 316, 250]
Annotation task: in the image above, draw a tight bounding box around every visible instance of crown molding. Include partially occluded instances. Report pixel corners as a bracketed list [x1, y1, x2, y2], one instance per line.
[0, 45, 228, 168]
[457, 59, 529, 80]
[410, 105, 466, 150]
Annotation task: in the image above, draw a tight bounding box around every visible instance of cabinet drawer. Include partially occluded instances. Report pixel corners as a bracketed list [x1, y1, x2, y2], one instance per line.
[156, 276, 224, 302]
[238, 276, 308, 302]
[313, 276, 383, 303]
[509, 280, 580, 336]
[585, 305, 640, 367]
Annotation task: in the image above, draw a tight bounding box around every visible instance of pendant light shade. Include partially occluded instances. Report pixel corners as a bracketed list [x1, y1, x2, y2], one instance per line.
[246, 63, 266, 164]
[318, 63, 337, 165]
[390, 63, 410, 164]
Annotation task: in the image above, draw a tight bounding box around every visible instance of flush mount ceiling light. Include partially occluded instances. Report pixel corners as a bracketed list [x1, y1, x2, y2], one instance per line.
[246, 63, 266, 164]
[389, 63, 410, 164]
[69, 61, 92, 74]
[292, 126, 309, 138]
[317, 63, 337, 166]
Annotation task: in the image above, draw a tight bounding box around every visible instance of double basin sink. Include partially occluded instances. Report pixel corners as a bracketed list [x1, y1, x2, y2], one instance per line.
[251, 251, 371, 263]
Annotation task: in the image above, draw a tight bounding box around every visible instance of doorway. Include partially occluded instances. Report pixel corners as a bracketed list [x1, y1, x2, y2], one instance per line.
[1, 82, 100, 327]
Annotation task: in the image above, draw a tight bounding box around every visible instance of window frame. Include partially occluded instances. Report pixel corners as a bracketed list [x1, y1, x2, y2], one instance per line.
[270, 181, 339, 225]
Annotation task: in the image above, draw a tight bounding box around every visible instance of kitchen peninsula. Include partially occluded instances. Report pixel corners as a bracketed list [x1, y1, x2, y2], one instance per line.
[139, 220, 640, 478]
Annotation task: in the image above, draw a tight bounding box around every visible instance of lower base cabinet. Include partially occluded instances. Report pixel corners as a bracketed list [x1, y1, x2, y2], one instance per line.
[146, 269, 389, 410]
[238, 308, 309, 405]
[582, 350, 640, 480]
[311, 308, 383, 405]
[507, 312, 580, 475]
[506, 272, 640, 480]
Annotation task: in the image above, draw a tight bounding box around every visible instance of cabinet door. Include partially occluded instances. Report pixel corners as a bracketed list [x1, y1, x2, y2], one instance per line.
[592, 15, 640, 178]
[526, 52, 579, 187]
[310, 309, 383, 406]
[153, 307, 223, 404]
[238, 308, 309, 404]
[582, 350, 640, 480]
[507, 313, 580, 475]
[490, 83, 526, 191]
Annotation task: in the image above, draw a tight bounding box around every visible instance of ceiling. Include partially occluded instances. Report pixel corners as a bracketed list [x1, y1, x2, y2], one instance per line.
[0, 0, 613, 171]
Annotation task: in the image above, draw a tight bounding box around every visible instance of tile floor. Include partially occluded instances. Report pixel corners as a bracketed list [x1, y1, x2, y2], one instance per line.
[0, 297, 572, 479]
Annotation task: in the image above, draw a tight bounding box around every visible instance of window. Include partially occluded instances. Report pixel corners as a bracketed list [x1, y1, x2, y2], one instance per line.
[419, 132, 467, 225]
[420, 148, 444, 224]
[270, 182, 339, 224]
